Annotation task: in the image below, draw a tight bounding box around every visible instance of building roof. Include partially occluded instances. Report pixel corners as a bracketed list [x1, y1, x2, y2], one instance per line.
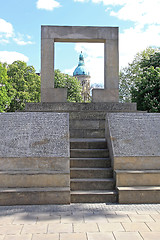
[73, 52, 90, 76]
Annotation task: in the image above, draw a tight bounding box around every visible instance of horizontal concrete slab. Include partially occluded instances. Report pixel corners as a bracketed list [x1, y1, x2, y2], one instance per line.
[0, 187, 70, 205]
[116, 170, 160, 187]
[118, 186, 160, 204]
[0, 157, 69, 171]
[0, 171, 70, 188]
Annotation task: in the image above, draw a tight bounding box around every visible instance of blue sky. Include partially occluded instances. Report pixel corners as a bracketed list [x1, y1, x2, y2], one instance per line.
[0, 0, 160, 85]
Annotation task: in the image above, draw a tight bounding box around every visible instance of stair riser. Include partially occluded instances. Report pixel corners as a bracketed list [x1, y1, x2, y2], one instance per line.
[0, 174, 70, 188]
[69, 112, 106, 120]
[70, 159, 111, 168]
[70, 141, 107, 149]
[70, 120, 105, 129]
[71, 193, 117, 203]
[0, 191, 70, 205]
[70, 129, 105, 138]
[71, 181, 115, 190]
[71, 170, 113, 179]
[70, 150, 109, 158]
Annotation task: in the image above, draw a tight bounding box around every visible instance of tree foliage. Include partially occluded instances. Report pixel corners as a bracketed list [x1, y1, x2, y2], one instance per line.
[7, 61, 41, 112]
[0, 62, 14, 112]
[54, 69, 82, 102]
[119, 47, 160, 112]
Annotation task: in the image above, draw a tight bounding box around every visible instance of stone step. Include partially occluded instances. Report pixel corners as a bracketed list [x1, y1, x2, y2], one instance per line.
[71, 178, 115, 190]
[70, 158, 111, 168]
[71, 190, 117, 203]
[70, 129, 105, 138]
[118, 186, 160, 204]
[70, 168, 113, 179]
[69, 120, 105, 130]
[70, 138, 107, 149]
[69, 111, 106, 120]
[0, 171, 69, 188]
[116, 170, 160, 187]
[70, 149, 109, 158]
[0, 187, 70, 205]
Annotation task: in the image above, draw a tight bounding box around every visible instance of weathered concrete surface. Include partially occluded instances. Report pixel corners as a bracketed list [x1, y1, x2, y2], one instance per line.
[25, 102, 137, 112]
[41, 88, 67, 102]
[106, 113, 160, 204]
[106, 113, 160, 158]
[116, 170, 160, 187]
[0, 112, 69, 157]
[0, 112, 70, 205]
[41, 26, 119, 102]
[92, 89, 119, 102]
[118, 186, 160, 204]
[0, 187, 70, 205]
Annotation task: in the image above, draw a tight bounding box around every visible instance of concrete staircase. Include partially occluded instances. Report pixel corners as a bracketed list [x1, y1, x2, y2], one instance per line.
[70, 112, 117, 203]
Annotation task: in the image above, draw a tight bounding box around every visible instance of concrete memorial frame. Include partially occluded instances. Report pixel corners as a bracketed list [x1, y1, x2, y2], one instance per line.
[41, 26, 119, 102]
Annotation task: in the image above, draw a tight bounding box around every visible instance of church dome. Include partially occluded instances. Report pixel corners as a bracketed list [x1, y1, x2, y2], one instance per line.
[73, 52, 89, 76]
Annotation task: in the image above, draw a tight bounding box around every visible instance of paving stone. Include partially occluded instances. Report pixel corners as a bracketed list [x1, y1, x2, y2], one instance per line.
[122, 222, 150, 232]
[61, 215, 84, 223]
[87, 232, 115, 240]
[21, 224, 48, 234]
[98, 222, 124, 232]
[106, 214, 131, 223]
[115, 211, 137, 215]
[128, 214, 154, 222]
[0, 224, 23, 234]
[13, 216, 37, 224]
[145, 222, 160, 231]
[48, 223, 73, 233]
[137, 211, 159, 215]
[140, 232, 160, 240]
[73, 223, 99, 233]
[60, 233, 87, 240]
[32, 233, 59, 240]
[4, 234, 32, 240]
[113, 232, 143, 240]
[84, 215, 107, 222]
[0, 216, 15, 225]
[37, 215, 60, 224]
[149, 214, 160, 222]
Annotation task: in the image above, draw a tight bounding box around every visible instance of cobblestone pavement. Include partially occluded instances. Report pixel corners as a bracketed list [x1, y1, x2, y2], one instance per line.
[0, 204, 160, 239]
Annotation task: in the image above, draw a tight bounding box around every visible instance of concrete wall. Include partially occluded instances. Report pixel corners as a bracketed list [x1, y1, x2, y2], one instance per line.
[41, 26, 119, 102]
[0, 112, 70, 204]
[105, 113, 160, 203]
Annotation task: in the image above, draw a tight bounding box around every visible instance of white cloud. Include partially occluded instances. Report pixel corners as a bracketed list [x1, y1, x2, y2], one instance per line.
[120, 24, 160, 68]
[0, 51, 29, 64]
[13, 34, 34, 45]
[0, 18, 14, 38]
[64, 43, 104, 85]
[36, 0, 61, 10]
[0, 39, 9, 44]
[74, 0, 89, 2]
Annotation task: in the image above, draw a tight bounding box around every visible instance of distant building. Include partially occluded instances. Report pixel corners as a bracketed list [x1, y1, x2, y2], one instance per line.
[73, 52, 91, 102]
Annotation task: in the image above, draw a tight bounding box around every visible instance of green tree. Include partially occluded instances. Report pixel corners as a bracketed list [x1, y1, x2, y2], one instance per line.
[131, 54, 160, 112]
[54, 69, 82, 102]
[7, 61, 41, 112]
[119, 47, 160, 112]
[0, 62, 14, 112]
[119, 47, 156, 103]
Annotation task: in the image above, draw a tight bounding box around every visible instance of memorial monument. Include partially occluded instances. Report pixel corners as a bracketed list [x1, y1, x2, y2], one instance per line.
[0, 25, 159, 205]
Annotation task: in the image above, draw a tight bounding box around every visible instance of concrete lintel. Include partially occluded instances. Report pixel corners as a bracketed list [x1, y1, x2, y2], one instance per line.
[41, 25, 118, 41]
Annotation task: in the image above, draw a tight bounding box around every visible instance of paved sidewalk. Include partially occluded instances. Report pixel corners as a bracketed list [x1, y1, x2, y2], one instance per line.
[0, 204, 160, 239]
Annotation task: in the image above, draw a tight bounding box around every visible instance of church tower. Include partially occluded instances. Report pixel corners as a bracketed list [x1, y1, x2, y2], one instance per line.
[73, 52, 91, 102]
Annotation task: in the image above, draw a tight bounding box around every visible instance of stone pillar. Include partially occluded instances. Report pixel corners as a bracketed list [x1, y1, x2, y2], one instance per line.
[92, 31, 119, 102]
[41, 32, 67, 102]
